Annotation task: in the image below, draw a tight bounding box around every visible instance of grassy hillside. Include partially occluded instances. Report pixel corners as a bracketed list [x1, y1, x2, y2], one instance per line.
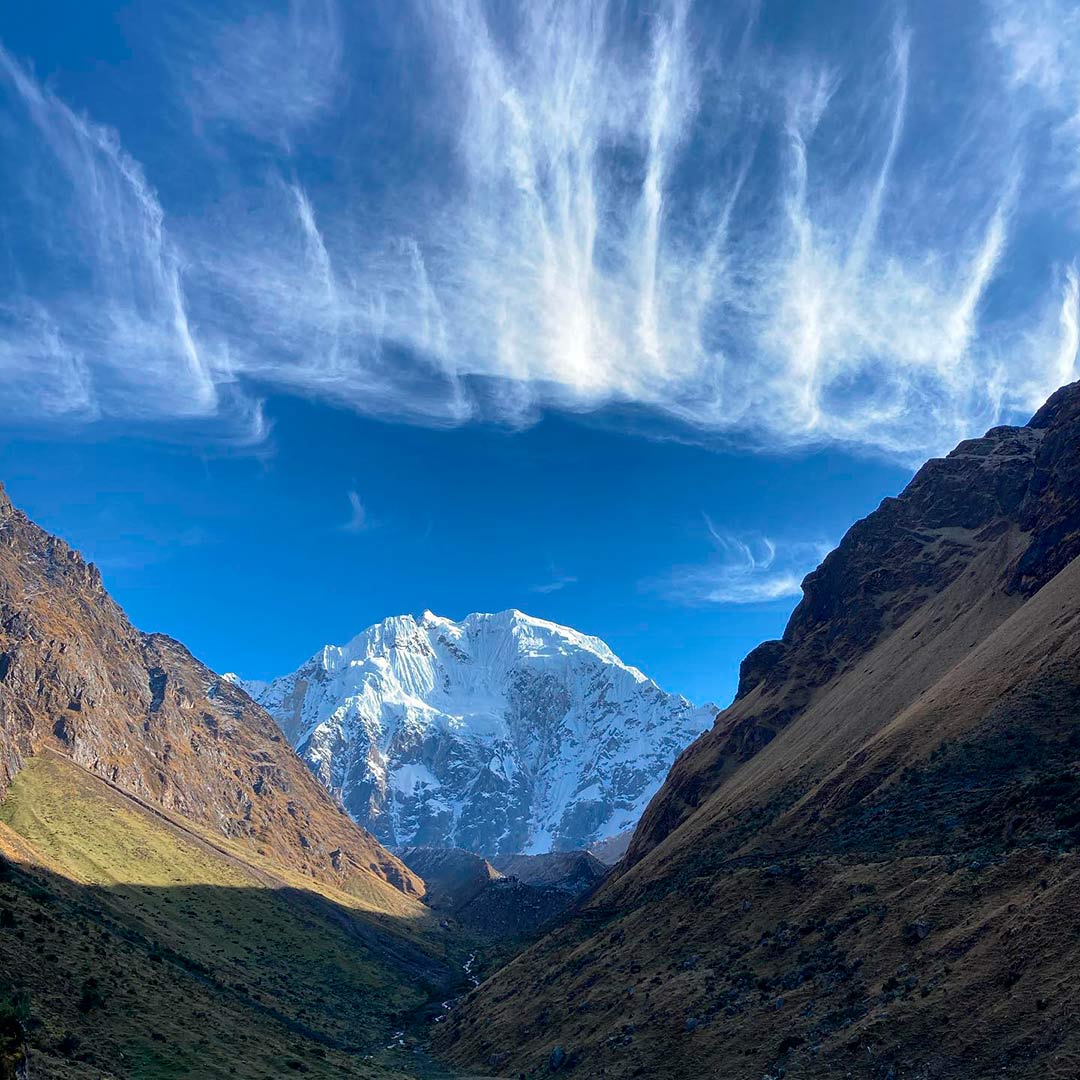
[0, 753, 477, 1079]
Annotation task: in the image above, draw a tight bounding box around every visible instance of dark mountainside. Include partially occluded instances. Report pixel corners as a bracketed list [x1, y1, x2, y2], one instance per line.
[436, 381, 1080, 1078]
[400, 847, 506, 912]
[489, 851, 607, 895]
[399, 847, 605, 938]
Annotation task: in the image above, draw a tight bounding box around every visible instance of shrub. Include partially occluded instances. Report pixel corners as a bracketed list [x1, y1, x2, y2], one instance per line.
[0, 990, 29, 1024]
[78, 977, 105, 1013]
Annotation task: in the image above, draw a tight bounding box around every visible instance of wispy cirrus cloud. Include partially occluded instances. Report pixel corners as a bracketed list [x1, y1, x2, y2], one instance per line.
[340, 490, 368, 533]
[989, 0, 1080, 209]
[0, 45, 220, 426]
[179, 0, 342, 146]
[531, 567, 578, 595]
[2, 1, 1079, 460]
[991, 0, 1080, 117]
[655, 518, 832, 606]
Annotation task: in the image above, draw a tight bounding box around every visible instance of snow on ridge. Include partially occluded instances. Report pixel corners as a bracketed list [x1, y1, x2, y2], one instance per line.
[273, 609, 636, 685]
[243, 608, 716, 856]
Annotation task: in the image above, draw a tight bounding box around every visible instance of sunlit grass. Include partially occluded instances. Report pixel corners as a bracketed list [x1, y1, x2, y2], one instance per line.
[0, 754, 467, 1078]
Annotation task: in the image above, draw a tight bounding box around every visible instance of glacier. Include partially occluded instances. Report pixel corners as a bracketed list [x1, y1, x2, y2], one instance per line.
[234, 609, 715, 856]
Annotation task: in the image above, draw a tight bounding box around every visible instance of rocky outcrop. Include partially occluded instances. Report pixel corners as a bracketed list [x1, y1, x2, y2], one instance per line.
[398, 846, 504, 911]
[490, 850, 606, 894]
[399, 845, 602, 938]
[1011, 381, 1080, 594]
[436, 381, 1080, 1079]
[0, 485, 422, 898]
[244, 609, 715, 855]
[452, 877, 574, 938]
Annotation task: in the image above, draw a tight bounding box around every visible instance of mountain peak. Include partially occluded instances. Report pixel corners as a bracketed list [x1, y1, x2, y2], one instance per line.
[1028, 376, 1080, 429]
[247, 610, 714, 855]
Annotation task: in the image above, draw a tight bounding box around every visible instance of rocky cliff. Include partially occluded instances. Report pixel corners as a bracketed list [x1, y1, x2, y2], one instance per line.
[628, 381, 1080, 867]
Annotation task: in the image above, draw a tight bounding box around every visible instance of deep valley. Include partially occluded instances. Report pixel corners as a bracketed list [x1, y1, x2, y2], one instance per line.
[2, 381, 1080, 1078]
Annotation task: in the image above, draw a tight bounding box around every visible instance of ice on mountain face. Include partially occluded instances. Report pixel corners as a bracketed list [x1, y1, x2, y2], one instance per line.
[243, 609, 716, 856]
[223, 671, 271, 702]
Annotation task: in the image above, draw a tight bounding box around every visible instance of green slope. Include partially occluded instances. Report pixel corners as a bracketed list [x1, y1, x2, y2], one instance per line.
[0, 753, 480, 1079]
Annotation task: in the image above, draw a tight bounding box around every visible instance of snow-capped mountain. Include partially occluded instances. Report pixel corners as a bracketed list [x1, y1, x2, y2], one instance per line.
[235, 610, 716, 856]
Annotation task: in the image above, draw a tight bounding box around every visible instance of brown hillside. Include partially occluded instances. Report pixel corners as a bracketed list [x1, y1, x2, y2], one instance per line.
[436, 381, 1080, 1079]
[0, 484, 422, 900]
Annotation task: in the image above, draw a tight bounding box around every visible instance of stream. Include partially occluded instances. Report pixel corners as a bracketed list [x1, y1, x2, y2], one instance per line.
[433, 951, 480, 1025]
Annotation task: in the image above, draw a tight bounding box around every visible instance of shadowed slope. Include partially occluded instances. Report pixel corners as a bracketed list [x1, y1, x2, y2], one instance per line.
[489, 851, 606, 894]
[0, 486, 501, 1077]
[398, 846, 599, 940]
[0, 753, 470, 1079]
[398, 847, 504, 912]
[436, 382, 1080, 1078]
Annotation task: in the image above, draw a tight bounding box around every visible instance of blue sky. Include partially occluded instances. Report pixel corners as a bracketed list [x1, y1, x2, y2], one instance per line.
[1, 0, 1078, 706]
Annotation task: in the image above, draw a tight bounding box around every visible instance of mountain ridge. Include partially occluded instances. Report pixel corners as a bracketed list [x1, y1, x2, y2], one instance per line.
[243, 608, 715, 856]
[625, 379, 1080, 871]
[435, 380, 1080, 1078]
[0, 480, 423, 899]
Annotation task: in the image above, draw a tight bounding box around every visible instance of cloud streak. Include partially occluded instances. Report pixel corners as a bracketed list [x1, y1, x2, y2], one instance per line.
[0, 45, 220, 426]
[657, 521, 832, 606]
[2, 2, 1079, 460]
[180, 0, 342, 146]
[340, 490, 368, 534]
[531, 567, 578, 595]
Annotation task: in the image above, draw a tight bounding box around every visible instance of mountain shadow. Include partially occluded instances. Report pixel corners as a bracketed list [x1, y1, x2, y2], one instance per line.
[0, 751, 502, 1079]
[0, 853, 487, 1080]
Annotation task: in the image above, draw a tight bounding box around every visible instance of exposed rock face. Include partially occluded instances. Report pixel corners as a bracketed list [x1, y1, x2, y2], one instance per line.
[628, 382, 1080, 867]
[0, 486, 421, 898]
[437, 381, 1080, 1079]
[398, 846, 504, 911]
[244, 610, 715, 855]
